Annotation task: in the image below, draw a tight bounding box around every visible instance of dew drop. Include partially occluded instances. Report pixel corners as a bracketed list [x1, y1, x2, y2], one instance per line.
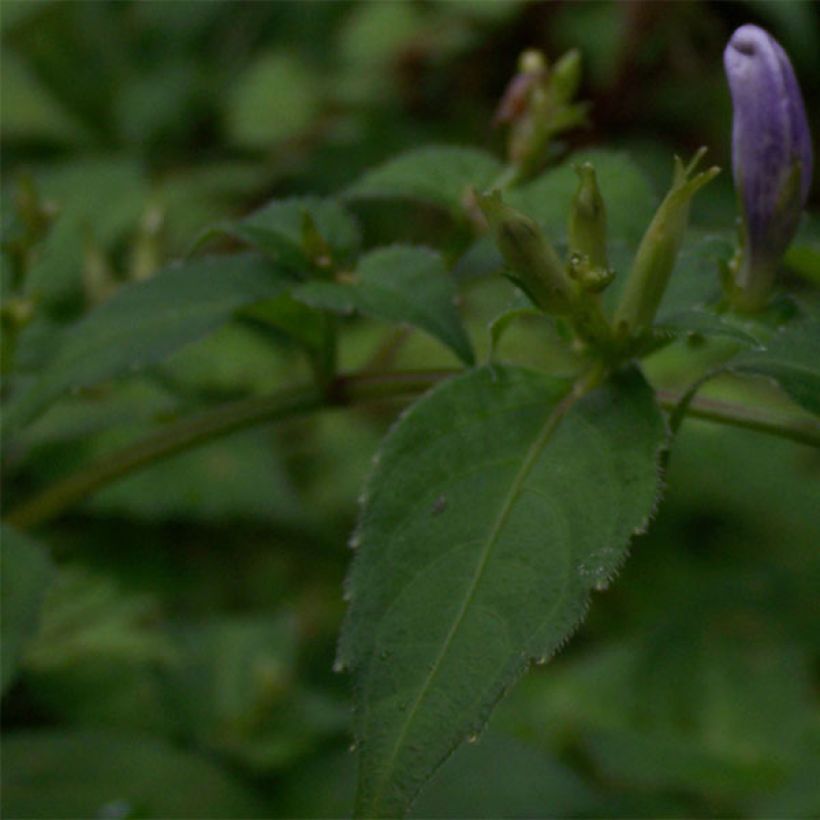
[594, 579, 610, 592]
[535, 656, 548, 666]
[348, 742, 358, 753]
[348, 534, 361, 550]
[466, 733, 479, 744]
[332, 659, 346, 674]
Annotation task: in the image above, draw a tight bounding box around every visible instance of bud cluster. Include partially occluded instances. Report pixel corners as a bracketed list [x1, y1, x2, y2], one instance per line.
[477, 149, 718, 362]
[494, 48, 589, 182]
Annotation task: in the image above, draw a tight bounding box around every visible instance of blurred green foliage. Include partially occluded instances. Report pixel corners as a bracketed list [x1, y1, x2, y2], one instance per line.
[2, 1, 819, 818]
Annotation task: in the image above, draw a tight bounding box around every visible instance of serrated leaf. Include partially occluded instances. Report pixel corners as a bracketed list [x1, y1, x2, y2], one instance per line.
[344, 146, 503, 216]
[731, 319, 820, 416]
[507, 150, 657, 248]
[232, 196, 361, 272]
[4, 254, 290, 437]
[294, 246, 474, 364]
[338, 365, 665, 817]
[0, 525, 55, 694]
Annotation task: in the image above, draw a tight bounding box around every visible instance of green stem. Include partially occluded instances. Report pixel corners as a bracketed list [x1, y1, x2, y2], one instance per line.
[5, 370, 818, 530]
[3, 371, 450, 531]
[656, 389, 820, 448]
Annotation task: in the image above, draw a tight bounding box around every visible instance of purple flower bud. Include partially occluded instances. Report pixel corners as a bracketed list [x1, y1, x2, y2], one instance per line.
[724, 24, 813, 309]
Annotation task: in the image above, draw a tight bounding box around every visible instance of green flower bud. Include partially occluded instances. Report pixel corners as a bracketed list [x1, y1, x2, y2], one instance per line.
[614, 149, 719, 335]
[569, 162, 608, 270]
[519, 49, 547, 76]
[476, 190, 575, 315]
[551, 49, 582, 104]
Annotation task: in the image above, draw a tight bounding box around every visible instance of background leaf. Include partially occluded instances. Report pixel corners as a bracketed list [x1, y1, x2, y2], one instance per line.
[294, 245, 474, 364]
[344, 146, 503, 216]
[232, 196, 361, 272]
[1, 730, 265, 819]
[227, 51, 321, 149]
[507, 149, 658, 248]
[731, 319, 820, 415]
[4, 254, 290, 436]
[0, 525, 54, 694]
[338, 365, 665, 817]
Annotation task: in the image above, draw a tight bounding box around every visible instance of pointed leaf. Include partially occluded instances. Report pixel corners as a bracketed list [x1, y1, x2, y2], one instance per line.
[294, 246, 474, 364]
[4, 254, 290, 437]
[338, 365, 665, 817]
[344, 146, 503, 216]
[231, 196, 360, 271]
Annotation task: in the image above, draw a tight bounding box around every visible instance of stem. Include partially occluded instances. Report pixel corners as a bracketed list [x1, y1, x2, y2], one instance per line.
[3, 371, 450, 531]
[656, 389, 820, 448]
[5, 371, 817, 530]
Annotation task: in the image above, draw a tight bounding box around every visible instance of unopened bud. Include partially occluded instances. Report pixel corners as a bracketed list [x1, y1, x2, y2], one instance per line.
[724, 24, 813, 311]
[476, 189, 575, 315]
[569, 162, 608, 270]
[614, 149, 719, 335]
[551, 49, 582, 104]
[519, 49, 547, 76]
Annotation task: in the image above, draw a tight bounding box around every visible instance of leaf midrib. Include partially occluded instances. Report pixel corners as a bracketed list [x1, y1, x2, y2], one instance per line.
[359, 377, 590, 817]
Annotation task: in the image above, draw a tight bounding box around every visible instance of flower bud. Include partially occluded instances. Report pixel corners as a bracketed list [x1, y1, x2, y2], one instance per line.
[476, 190, 575, 315]
[569, 162, 608, 270]
[551, 49, 582, 104]
[614, 149, 719, 335]
[724, 24, 813, 310]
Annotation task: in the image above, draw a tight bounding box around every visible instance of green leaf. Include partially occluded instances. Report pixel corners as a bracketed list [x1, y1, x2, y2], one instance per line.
[338, 365, 665, 817]
[244, 293, 330, 354]
[294, 245, 475, 364]
[232, 196, 361, 272]
[4, 254, 290, 437]
[344, 146, 503, 216]
[1, 730, 265, 819]
[654, 310, 763, 347]
[0, 50, 86, 145]
[0, 525, 54, 694]
[507, 150, 657, 248]
[635, 235, 761, 347]
[160, 614, 338, 771]
[654, 234, 734, 319]
[21, 568, 174, 734]
[227, 52, 320, 149]
[487, 295, 543, 362]
[23, 158, 150, 306]
[411, 731, 604, 818]
[731, 319, 820, 416]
